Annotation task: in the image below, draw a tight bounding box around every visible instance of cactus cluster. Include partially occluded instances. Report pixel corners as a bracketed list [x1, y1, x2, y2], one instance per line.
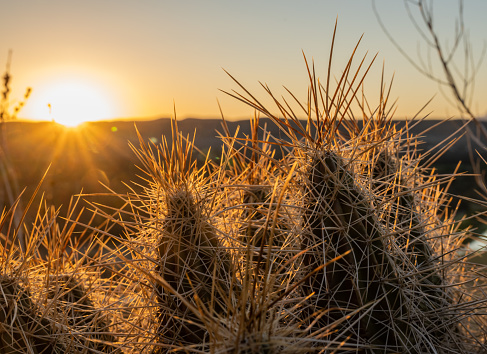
[2, 31, 487, 353]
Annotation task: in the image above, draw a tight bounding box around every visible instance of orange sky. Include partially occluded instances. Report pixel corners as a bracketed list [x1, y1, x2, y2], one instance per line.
[1, 1, 486, 125]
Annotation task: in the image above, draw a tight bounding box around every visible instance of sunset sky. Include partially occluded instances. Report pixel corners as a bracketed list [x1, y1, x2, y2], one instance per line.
[1, 0, 486, 126]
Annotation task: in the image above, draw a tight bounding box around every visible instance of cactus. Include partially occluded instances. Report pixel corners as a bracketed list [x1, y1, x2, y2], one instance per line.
[300, 150, 412, 352]
[49, 274, 119, 353]
[0, 275, 65, 354]
[128, 121, 233, 352]
[153, 188, 231, 349]
[371, 150, 454, 340]
[218, 27, 486, 351]
[1, 25, 486, 353]
[220, 115, 282, 253]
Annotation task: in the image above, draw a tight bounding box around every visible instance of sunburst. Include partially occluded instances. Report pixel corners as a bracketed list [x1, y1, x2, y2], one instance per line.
[28, 79, 118, 127]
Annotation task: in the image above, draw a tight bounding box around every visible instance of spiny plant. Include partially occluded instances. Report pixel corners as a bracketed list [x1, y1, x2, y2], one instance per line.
[82, 24, 487, 352]
[221, 23, 487, 352]
[1, 173, 123, 353]
[33, 199, 121, 353]
[101, 115, 323, 352]
[3, 23, 487, 354]
[124, 119, 235, 352]
[0, 183, 66, 353]
[0, 275, 64, 353]
[218, 114, 286, 264]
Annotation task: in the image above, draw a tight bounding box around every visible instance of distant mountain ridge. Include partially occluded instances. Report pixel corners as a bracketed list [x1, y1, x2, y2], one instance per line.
[1, 117, 485, 230]
[10, 116, 484, 162]
[100, 117, 481, 163]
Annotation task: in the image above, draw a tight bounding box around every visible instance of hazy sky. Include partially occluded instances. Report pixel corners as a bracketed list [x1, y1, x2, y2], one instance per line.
[1, 0, 486, 124]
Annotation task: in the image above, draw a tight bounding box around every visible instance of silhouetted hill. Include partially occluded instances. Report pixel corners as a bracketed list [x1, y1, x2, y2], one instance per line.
[1, 117, 486, 233]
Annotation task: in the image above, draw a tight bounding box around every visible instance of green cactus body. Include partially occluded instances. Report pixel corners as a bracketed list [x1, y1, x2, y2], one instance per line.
[240, 185, 290, 270]
[241, 186, 272, 247]
[51, 275, 119, 353]
[372, 152, 452, 340]
[301, 151, 411, 352]
[154, 189, 231, 350]
[0, 275, 65, 354]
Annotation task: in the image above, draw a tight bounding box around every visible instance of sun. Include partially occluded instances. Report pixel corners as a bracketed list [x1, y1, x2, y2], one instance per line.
[29, 79, 118, 127]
